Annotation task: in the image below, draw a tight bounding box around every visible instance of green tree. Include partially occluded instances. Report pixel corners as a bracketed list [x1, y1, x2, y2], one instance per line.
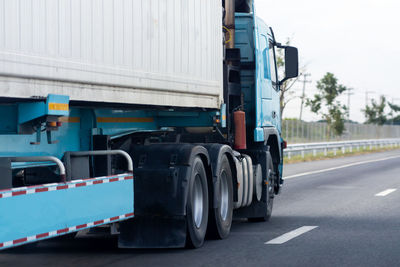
[306, 72, 347, 138]
[388, 102, 400, 124]
[363, 95, 387, 125]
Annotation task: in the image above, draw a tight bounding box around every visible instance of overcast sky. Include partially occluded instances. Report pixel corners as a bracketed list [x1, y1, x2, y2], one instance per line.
[255, 0, 400, 122]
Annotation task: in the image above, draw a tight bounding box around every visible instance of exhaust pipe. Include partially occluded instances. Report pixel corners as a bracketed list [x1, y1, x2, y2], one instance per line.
[224, 0, 235, 49]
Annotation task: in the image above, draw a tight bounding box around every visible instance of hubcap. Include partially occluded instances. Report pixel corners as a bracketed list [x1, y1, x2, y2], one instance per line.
[220, 171, 229, 221]
[193, 174, 204, 228]
[268, 168, 273, 196]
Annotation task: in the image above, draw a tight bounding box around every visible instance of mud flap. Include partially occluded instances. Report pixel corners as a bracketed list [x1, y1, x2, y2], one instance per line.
[119, 144, 209, 248]
[119, 216, 186, 248]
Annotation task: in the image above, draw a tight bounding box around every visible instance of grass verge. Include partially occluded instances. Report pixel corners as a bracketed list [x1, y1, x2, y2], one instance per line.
[284, 145, 400, 164]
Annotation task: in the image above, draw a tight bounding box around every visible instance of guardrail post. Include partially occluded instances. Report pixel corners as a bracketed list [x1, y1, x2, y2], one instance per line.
[342, 146, 345, 154]
[334, 148, 337, 156]
[288, 152, 291, 159]
[301, 150, 305, 158]
[324, 147, 327, 156]
[313, 149, 316, 157]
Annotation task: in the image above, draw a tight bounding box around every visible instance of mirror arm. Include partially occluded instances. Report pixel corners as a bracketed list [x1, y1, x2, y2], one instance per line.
[279, 77, 289, 86]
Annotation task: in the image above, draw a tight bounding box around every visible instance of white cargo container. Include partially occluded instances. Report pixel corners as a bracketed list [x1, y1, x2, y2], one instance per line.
[0, 0, 223, 109]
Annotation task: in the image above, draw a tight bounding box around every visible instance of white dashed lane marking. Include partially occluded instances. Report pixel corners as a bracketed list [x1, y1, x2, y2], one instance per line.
[375, 188, 397, 197]
[265, 226, 318, 245]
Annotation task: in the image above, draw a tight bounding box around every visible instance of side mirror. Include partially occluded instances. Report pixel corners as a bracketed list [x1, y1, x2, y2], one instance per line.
[279, 46, 299, 85]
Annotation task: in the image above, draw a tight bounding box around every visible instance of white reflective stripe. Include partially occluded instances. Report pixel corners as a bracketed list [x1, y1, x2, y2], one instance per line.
[2, 192, 12, 198]
[87, 222, 94, 227]
[3, 241, 13, 247]
[68, 226, 76, 231]
[120, 214, 126, 219]
[103, 180, 110, 184]
[27, 189, 36, 194]
[49, 231, 57, 236]
[86, 181, 93, 186]
[68, 184, 76, 189]
[104, 218, 110, 223]
[72, 179, 83, 183]
[27, 235, 36, 242]
[48, 186, 57, 191]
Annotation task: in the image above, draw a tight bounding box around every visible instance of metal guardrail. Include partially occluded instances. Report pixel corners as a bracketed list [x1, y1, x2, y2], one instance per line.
[284, 139, 400, 159]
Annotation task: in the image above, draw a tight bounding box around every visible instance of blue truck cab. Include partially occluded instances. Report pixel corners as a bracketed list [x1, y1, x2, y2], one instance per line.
[235, 13, 298, 188]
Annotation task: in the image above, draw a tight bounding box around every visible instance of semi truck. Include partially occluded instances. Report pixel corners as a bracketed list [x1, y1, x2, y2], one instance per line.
[0, 0, 298, 249]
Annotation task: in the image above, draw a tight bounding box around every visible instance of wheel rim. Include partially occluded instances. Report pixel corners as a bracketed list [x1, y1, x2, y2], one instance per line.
[220, 170, 229, 221]
[193, 174, 204, 228]
[268, 168, 274, 200]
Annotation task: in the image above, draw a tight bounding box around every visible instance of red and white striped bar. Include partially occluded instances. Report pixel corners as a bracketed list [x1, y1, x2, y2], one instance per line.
[0, 212, 134, 249]
[0, 173, 133, 199]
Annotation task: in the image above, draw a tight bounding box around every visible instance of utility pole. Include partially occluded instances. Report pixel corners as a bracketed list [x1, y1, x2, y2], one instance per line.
[345, 88, 354, 121]
[299, 73, 311, 121]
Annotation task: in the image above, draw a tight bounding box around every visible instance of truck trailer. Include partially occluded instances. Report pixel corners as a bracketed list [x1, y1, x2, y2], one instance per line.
[0, 0, 298, 249]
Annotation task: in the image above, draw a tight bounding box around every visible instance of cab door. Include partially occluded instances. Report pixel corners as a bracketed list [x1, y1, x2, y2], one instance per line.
[254, 17, 277, 135]
[266, 31, 281, 133]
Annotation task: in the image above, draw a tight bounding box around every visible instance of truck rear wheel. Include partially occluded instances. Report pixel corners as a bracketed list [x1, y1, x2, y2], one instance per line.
[186, 156, 209, 248]
[208, 156, 233, 239]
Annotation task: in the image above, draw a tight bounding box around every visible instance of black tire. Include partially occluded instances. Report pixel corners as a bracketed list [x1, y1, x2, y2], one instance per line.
[186, 156, 209, 248]
[248, 152, 274, 222]
[208, 156, 233, 239]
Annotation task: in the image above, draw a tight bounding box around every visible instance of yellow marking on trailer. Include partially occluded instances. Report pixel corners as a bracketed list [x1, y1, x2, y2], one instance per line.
[48, 103, 69, 111]
[59, 117, 80, 123]
[222, 115, 226, 120]
[97, 117, 154, 123]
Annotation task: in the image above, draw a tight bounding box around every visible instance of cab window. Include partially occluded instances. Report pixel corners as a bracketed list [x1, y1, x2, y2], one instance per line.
[269, 41, 278, 89]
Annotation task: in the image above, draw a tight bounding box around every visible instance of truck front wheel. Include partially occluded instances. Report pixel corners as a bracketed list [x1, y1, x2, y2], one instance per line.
[186, 156, 209, 248]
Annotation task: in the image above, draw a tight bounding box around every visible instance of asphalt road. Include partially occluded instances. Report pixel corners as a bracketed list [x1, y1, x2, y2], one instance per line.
[1, 150, 400, 266]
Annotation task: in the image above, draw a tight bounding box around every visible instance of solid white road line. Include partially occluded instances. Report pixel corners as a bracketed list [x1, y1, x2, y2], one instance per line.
[284, 155, 400, 180]
[265, 226, 318, 245]
[375, 188, 397, 197]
